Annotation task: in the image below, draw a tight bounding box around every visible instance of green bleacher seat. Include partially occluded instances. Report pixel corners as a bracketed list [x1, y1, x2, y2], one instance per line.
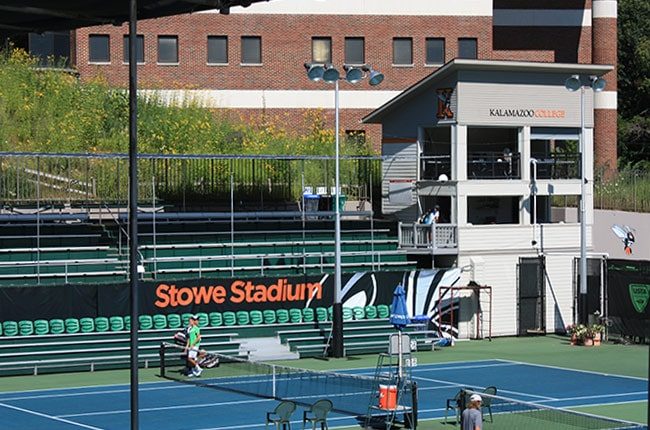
[49, 319, 64, 334]
[95, 317, 109, 332]
[377, 304, 390, 319]
[276, 309, 290, 324]
[0, 322, 2, 336]
[364, 305, 378, 319]
[65, 318, 80, 334]
[289, 308, 302, 323]
[262, 309, 276, 324]
[167, 314, 182, 329]
[124, 316, 131, 330]
[79, 317, 95, 333]
[342, 308, 353, 321]
[109, 316, 124, 331]
[2, 321, 18, 336]
[196, 312, 209, 328]
[315, 307, 328, 322]
[223, 311, 236, 326]
[34, 319, 49, 335]
[327, 306, 333, 320]
[249, 310, 263, 325]
[352, 306, 365, 320]
[139, 315, 153, 330]
[181, 313, 192, 327]
[18, 320, 34, 336]
[153, 314, 168, 330]
[236, 311, 250, 325]
[302, 307, 315, 323]
[208, 312, 222, 327]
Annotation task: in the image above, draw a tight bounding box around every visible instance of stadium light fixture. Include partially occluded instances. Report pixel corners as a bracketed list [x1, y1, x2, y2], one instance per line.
[306, 63, 383, 358]
[564, 74, 606, 325]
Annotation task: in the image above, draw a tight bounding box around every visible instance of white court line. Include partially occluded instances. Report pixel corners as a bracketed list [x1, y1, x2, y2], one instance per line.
[0, 383, 194, 402]
[538, 391, 648, 403]
[412, 375, 557, 401]
[495, 359, 649, 381]
[0, 401, 104, 430]
[412, 362, 516, 372]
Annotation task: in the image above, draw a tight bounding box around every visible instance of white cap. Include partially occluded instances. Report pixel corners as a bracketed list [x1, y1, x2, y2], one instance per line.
[190, 314, 199, 320]
[470, 394, 482, 402]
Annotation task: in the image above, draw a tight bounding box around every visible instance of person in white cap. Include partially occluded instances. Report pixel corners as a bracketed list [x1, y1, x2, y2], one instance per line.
[462, 393, 483, 430]
[185, 314, 205, 377]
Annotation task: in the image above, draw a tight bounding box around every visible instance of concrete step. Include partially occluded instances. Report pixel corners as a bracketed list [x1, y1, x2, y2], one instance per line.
[239, 336, 299, 361]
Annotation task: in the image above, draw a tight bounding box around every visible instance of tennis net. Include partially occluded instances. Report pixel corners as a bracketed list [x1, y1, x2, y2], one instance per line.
[462, 390, 647, 430]
[159, 342, 417, 419]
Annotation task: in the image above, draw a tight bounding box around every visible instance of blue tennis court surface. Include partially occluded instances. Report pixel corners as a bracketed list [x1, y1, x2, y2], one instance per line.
[0, 359, 646, 430]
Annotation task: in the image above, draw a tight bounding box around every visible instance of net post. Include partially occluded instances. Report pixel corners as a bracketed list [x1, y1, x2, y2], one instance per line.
[409, 381, 418, 429]
[459, 389, 468, 427]
[272, 364, 277, 398]
[159, 342, 166, 378]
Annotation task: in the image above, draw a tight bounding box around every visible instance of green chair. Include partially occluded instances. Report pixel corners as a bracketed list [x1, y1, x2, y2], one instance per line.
[208, 312, 223, 327]
[364, 305, 378, 319]
[181, 313, 193, 327]
[342, 307, 353, 321]
[18, 320, 34, 336]
[0, 322, 2, 336]
[79, 317, 95, 333]
[263, 309, 277, 325]
[276, 309, 290, 324]
[302, 307, 315, 323]
[481, 386, 497, 422]
[167, 314, 182, 329]
[377, 304, 390, 319]
[352, 306, 365, 320]
[34, 319, 49, 335]
[138, 315, 154, 330]
[327, 306, 333, 320]
[236, 311, 250, 325]
[65, 318, 80, 334]
[265, 400, 296, 430]
[196, 312, 209, 328]
[153, 314, 168, 330]
[315, 307, 328, 322]
[302, 399, 333, 430]
[109, 316, 125, 331]
[250, 310, 264, 325]
[289, 308, 302, 323]
[49, 319, 65, 335]
[95, 317, 109, 332]
[223, 311, 236, 326]
[2, 321, 18, 337]
[124, 316, 131, 330]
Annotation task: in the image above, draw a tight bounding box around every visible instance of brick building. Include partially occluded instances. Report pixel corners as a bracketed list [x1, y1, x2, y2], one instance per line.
[66, 0, 617, 169]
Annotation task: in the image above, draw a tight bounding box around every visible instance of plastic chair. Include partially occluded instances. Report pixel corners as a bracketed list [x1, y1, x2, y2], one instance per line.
[153, 314, 168, 330]
[109, 316, 124, 331]
[266, 400, 296, 430]
[352, 306, 365, 320]
[34, 319, 49, 335]
[64, 318, 80, 334]
[139, 315, 154, 330]
[2, 321, 18, 336]
[481, 386, 497, 422]
[196, 312, 209, 328]
[315, 307, 328, 322]
[223, 311, 237, 326]
[342, 307, 353, 321]
[263, 309, 277, 324]
[302, 399, 332, 430]
[18, 320, 34, 336]
[95, 317, 109, 332]
[49, 319, 65, 335]
[181, 313, 193, 327]
[167, 313, 182, 329]
[79, 317, 95, 333]
[302, 307, 315, 323]
[250, 310, 264, 325]
[276, 309, 290, 324]
[444, 388, 473, 424]
[289, 308, 302, 323]
[209, 312, 223, 327]
[236, 310, 250, 325]
[124, 316, 131, 330]
[364, 305, 378, 319]
[376, 304, 390, 319]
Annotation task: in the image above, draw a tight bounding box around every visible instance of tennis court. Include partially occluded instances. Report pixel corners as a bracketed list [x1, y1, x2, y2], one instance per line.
[0, 357, 646, 430]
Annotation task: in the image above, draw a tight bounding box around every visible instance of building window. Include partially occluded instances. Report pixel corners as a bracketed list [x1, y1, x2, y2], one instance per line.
[426, 38, 445, 65]
[312, 37, 331, 64]
[392, 38, 412, 65]
[157, 35, 178, 64]
[458, 38, 477, 59]
[345, 37, 364, 65]
[207, 36, 228, 64]
[123, 35, 144, 64]
[88, 34, 110, 63]
[241, 36, 262, 64]
[29, 31, 71, 66]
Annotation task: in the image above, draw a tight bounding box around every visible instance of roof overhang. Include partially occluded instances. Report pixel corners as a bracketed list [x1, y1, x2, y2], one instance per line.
[362, 59, 614, 124]
[0, 0, 268, 33]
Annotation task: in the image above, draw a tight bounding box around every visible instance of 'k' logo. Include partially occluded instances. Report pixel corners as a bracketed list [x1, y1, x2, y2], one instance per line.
[629, 284, 650, 313]
[436, 88, 454, 119]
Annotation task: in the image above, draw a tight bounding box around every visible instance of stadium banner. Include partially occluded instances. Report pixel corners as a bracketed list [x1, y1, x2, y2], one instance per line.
[607, 259, 650, 338]
[0, 269, 461, 329]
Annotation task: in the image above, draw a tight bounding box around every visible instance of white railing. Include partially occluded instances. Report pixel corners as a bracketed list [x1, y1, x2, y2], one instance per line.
[398, 223, 458, 250]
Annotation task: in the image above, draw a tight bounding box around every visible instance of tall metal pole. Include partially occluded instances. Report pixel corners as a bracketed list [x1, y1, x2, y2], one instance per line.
[331, 79, 344, 358]
[128, 0, 140, 428]
[579, 85, 588, 325]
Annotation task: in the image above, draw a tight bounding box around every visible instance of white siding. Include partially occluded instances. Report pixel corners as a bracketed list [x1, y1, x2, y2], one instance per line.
[382, 143, 418, 219]
[459, 224, 591, 253]
[543, 254, 575, 332]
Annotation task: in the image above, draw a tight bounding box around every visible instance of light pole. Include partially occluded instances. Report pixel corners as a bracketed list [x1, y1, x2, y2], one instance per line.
[305, 62, 384, 358]
[565, 74, 606, 325]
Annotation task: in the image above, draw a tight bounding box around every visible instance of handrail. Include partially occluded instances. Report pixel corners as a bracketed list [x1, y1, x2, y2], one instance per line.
[398, 222, 458, 250]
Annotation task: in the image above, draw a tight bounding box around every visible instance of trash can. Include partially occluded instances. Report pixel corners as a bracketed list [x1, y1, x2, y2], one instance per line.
[333, 194, 347, 212]
[303, 193, 320, 218]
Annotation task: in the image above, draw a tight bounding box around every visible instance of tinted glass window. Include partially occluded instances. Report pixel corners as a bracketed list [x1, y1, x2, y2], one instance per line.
[345, 37, 364, 64]
[426, 38, 445, 64]
[89, 35, 110, 62]
[158, 36, 178, 63]
[312, 37, 331, 63]
[458, 38, 477, 59]
[207, 36, 228, 64]
[392, 38, 412, 65]
[123, 35, 144, 63]
[241, 36, 261, 64]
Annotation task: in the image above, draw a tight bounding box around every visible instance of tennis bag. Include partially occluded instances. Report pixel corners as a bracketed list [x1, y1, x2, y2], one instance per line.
[198, 354, 220, 368]
[173, 329, 188, 346]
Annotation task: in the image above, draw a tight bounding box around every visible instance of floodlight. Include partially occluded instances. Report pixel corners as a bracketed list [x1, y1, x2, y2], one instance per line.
[564, 74, 581, 92]
[305, 62, 325, 82]
[322, 64, 340, 83]
[590, 76, 606, 92]
[344, 65, 363, 84]
[367, 68, 385, 86]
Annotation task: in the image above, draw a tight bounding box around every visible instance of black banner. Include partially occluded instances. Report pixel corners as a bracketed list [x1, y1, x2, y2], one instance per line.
[607, 259, 650, 337]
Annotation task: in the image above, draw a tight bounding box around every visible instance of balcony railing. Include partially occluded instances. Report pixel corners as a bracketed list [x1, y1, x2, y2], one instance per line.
[421, 155, 451, 181]
[531, 152, 580, 180]
[468, 152, 521, 179]
[398, 222, 458, 251]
